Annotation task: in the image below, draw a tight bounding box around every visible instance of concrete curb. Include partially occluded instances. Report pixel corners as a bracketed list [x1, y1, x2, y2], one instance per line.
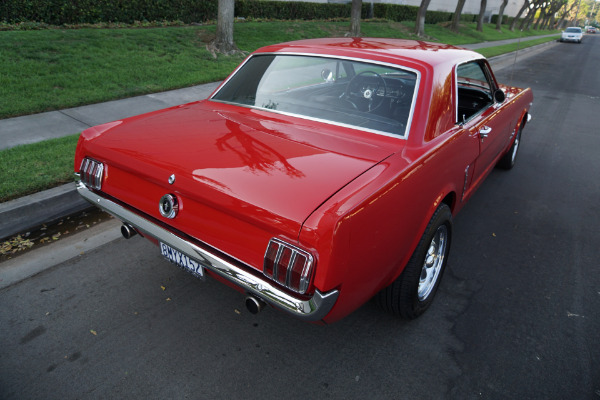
[0, 39, 558, 242]
[487, 39, 559, 72]
[0, 218, 122, 289]
[0, 182, 92, 240]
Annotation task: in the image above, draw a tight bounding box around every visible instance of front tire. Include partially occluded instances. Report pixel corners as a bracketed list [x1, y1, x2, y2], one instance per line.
[375, 204, 452, 319]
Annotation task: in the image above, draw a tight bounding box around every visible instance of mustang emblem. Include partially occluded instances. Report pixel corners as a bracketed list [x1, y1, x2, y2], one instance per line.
[159, 194, 178, 219]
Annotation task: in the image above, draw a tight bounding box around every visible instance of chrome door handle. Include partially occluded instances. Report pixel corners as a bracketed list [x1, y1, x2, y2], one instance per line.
[479, 126, 492, 139]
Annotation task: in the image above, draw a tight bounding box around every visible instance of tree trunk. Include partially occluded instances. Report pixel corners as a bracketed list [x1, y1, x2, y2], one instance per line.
[476, 0, 488, 31]
[496, 0, 509, 30]
[540, 5, 555, 30]
[208, 0, 239, 56]
[451, 0, 468, 32]
[525, 9, 537, 29]
[542, 14, 555, 30]
[519, 2, 537, 30]
[524, 0, 546, 30]
[520, 12, 533, 30]
[415, 0, 432, 36]
[510, 0, 530, 31]
[555, 2, 575, 29]
[349, 0, 362, 37]
[533, 8, 545, 30]
[542, 0, 564, 30]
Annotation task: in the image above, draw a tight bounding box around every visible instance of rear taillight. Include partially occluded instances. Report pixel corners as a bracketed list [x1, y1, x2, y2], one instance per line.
[79, 157, 104, 190]
[263, 238, 314, 294]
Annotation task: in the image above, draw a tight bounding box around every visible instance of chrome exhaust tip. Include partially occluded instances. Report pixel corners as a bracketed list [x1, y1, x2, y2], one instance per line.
[120, 223, 138, 239]
[245, 295, 266, 314]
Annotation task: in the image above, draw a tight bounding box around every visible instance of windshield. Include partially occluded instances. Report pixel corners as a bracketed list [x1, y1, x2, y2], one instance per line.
[211, 54, 418, 138]
[565, 27, 582, 33]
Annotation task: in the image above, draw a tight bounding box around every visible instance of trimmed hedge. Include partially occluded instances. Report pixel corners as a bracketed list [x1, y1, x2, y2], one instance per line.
[490, 15, 518, 25]
[236, 0, 353, 20]
[0, 0, 482, 26]
[371, 3, 481, 25]
[0, 0, 219, 24]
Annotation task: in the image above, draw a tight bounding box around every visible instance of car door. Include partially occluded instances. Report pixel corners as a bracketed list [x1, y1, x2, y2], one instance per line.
[456, 60, 510, 189]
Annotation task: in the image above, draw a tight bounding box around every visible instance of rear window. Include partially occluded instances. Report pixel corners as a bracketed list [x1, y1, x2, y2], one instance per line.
[211, 54, 419, 138]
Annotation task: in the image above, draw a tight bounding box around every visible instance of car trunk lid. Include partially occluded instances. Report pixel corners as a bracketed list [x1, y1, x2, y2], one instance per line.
[79, 100, 402, 261]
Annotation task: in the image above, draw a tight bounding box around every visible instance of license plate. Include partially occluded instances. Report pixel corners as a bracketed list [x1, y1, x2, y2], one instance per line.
[160, 242, 204, 279]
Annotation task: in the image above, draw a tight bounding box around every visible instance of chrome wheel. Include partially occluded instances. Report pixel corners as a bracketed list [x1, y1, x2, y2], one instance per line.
[418, 225, 448, 301]
[497, 124, 523, 170]
[510, 132, 520, 164]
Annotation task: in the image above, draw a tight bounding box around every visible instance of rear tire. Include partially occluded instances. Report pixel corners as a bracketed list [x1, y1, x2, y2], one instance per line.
[375, 204, 452, 319]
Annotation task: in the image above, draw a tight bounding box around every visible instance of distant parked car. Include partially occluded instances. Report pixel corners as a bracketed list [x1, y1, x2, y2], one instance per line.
[586, 27, 597, 34]
[561, 27, 583, 43]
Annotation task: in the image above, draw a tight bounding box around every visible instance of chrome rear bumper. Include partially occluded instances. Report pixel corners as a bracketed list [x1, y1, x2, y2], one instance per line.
[76, 182, 339, 322]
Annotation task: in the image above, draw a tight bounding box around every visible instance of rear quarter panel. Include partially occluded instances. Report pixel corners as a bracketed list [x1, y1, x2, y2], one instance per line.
[300, 127, 479, 322]
[302, 62, 532, 323]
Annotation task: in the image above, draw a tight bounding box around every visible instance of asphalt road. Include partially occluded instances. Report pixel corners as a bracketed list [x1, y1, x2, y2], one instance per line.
[1, 36, 599, 399]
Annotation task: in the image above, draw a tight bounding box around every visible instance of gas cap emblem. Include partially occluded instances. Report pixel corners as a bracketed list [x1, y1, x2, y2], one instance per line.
[168, 174, 176, 185]
[159, 194, 178, 219]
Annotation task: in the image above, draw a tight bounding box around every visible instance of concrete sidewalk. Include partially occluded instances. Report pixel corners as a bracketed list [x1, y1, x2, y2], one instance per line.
[0, 35, 559, 240]
[461, 33, 558, 50]
[0, 82, 221, 151]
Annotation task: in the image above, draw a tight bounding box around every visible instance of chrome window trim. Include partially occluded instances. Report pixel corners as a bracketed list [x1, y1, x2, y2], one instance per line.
[454, 58, 494, 126]
[210, 100, 407, 140]
[76, 182, 339, 322]
[210, 52, 421, 140]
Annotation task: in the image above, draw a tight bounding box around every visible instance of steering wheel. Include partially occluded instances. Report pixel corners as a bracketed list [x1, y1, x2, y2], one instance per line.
[344, 71, 387, 112]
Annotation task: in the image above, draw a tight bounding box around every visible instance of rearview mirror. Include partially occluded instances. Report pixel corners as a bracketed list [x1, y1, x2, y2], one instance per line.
[321, 69, 334, 82]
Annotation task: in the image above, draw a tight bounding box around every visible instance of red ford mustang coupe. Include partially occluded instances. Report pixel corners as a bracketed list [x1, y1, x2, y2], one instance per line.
[75, 38, 533, 323]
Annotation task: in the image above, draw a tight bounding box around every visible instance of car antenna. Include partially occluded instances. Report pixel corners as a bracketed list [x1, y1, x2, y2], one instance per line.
[510, 30, 523, 86]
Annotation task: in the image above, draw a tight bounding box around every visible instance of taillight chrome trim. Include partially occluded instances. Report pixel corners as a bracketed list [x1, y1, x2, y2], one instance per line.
[79, 157, 104, 190]
[264, 238, 314, 295]
[75, 182, 339, 322]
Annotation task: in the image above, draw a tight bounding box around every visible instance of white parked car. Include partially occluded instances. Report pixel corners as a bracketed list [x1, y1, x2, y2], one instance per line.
[561, 27, 583, 43]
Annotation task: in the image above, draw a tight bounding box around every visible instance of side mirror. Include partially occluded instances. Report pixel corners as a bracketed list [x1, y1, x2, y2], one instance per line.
[494, 89, 505, 103]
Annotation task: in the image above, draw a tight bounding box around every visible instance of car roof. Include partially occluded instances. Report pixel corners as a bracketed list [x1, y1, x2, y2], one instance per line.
[254, 37, 483, 69]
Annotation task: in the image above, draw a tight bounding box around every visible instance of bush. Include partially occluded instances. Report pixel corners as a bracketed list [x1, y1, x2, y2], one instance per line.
[0, 0, 219, 24]
[236, 1, 352, 20]
[490, 15, 522, 26]
[0, 0, 488, 27]
[1, 0, 352, 25]
[372, 3, 418, 22]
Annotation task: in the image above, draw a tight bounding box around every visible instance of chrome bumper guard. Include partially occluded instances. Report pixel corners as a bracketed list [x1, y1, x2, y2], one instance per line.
[76, 182, 339, 322]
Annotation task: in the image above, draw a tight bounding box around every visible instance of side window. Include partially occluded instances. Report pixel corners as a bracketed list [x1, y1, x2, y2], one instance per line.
[456, 62, 493, 123]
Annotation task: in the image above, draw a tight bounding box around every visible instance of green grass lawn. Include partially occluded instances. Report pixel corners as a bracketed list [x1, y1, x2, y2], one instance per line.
[0, 20, 559, 119]
[0, 27, 242, 119]
[405, 21, 558, 45]
[476, 36, 558, 58]
[0, 20, 559, 202]
[0, 134, 80, 202]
